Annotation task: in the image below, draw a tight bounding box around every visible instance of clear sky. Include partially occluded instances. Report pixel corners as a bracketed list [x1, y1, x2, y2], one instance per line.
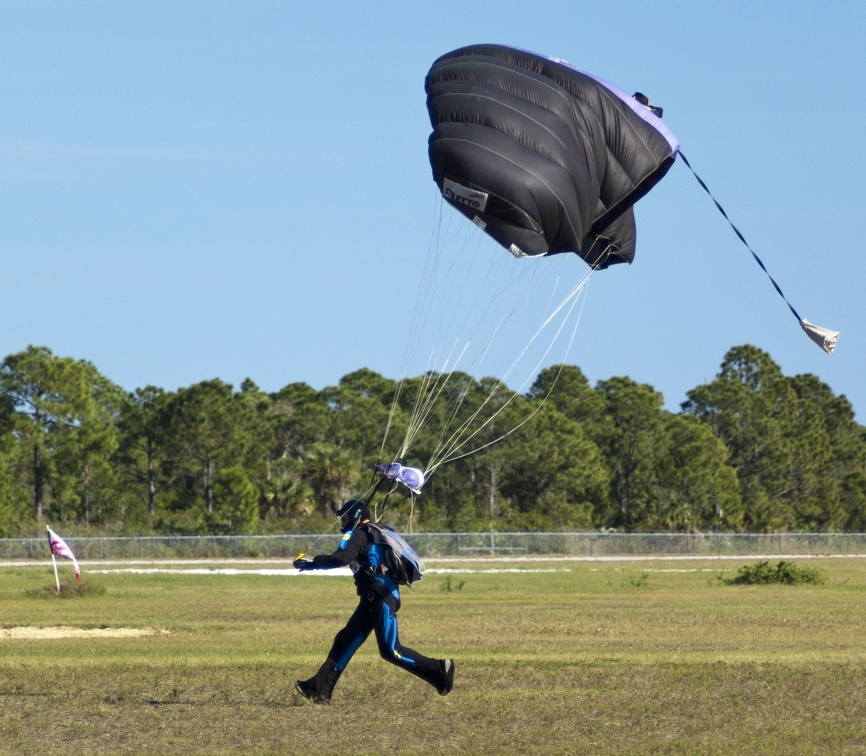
[3, 2, 863, 420]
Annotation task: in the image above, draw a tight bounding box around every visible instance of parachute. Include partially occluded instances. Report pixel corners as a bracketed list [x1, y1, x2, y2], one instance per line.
[360, 43, 837, 521]
[426, 43, 838, 353]
[426, 44, 680, 269]
[364, 44, 681, 500]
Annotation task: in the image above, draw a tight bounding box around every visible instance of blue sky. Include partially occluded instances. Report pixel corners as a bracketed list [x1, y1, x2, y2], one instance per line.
[3, 2, 863, 421]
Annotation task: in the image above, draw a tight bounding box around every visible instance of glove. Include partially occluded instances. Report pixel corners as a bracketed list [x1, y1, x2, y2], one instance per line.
[293, 558, 315, 571]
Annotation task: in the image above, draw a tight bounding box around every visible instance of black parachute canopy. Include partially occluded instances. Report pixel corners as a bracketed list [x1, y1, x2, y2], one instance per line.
[426, 44, 680, 269]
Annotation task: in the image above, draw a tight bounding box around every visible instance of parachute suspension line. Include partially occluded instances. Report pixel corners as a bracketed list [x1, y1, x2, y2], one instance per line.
[424, 270, 591, 473]
[424, 268, 593, 476]
[581, 236, 617, 271]
[380, 332, 479, 481]
[379, 382, 403, 465]
[389, 343, 471, 466]
[379, 195, 452, 461]
[378, 205, 446, 465]
[416, 268, 554, 475]
[379, 196, 493, 465]
[436, 282, 592, 470]
[407, 494, 417, 533]
[414, 300, 522, 467]
[373, 487, 414, 526]
[678, 151, 839, 355]
[392, 335, 496, 482]
[385, 198, 544, 470]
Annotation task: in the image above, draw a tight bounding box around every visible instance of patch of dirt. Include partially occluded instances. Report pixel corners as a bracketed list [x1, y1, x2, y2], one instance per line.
[0, 626, 168, 639]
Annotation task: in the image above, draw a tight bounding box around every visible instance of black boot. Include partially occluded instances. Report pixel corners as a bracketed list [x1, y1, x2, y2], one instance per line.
[437, 659, 455, 696]
[296, 658, 341, 703]
[294, 679, 320, 702]
[402, 656, 455, 695]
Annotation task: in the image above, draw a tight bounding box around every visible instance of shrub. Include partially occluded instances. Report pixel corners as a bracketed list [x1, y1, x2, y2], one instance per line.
[724, 560, 824, 586]
[25, 580, 107, 598]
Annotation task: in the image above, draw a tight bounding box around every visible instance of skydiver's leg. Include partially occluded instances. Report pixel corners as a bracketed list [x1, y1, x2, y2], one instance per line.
[372, 595, 454, 694]
[297, 599, 374, 701]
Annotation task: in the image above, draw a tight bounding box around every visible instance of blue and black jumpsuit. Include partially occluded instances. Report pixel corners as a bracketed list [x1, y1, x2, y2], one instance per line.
[298, 523, 450, 700]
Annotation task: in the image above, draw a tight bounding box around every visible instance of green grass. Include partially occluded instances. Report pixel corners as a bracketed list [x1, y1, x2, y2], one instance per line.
[2, 558, 866, 754]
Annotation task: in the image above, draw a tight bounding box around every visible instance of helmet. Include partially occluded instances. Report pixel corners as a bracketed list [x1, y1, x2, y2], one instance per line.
[334, 499, 367, 533]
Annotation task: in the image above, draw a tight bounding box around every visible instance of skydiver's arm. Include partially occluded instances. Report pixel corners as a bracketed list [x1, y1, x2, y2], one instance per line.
[311, 528, 367, 568]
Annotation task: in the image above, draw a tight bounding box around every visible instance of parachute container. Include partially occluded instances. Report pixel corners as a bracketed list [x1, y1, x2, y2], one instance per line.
[426, 44, 679, 268]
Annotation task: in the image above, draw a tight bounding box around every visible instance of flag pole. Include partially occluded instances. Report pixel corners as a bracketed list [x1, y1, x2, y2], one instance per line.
[51, 554, 60, 592]
[47, 525, 61, 592]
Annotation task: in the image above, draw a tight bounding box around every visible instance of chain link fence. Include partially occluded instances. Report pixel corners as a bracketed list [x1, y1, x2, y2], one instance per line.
[3, 532, 866, 561]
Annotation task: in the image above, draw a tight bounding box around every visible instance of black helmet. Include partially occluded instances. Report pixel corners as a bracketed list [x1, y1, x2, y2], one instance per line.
[334, 499, 367, 533]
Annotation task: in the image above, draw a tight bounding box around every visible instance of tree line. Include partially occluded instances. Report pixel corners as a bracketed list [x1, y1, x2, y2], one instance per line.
[1, 344, 864, 537]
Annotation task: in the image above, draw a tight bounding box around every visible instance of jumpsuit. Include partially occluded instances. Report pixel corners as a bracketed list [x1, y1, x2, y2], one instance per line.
[297, 523, 451, 700]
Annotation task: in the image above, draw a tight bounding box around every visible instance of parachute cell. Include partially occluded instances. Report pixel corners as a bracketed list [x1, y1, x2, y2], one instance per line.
[425, 44, 679, 268]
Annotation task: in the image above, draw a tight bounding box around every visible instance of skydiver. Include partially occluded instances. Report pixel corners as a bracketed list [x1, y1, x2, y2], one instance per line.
[292, 498, 454, 703]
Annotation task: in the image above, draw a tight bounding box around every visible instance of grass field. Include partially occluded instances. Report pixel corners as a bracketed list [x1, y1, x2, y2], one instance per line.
[2, 556, 866, 754]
